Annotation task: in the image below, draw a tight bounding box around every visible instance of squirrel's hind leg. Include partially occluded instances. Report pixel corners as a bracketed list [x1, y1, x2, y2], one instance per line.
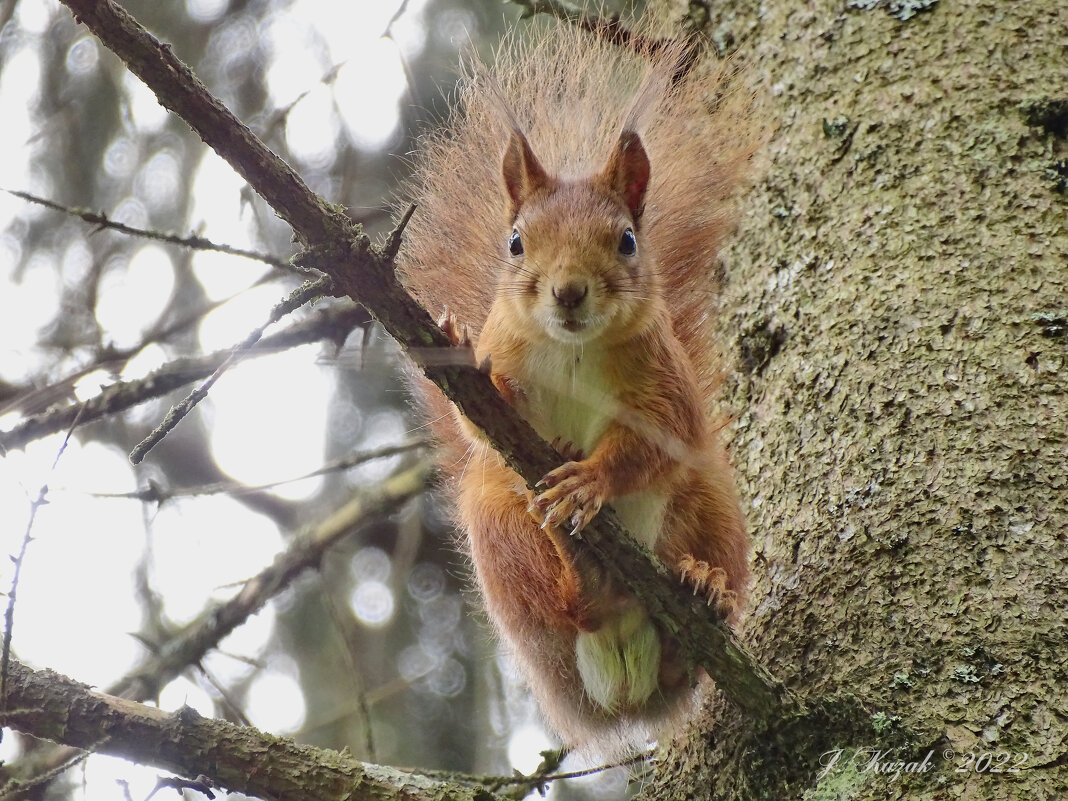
[460, 466, 598, 634]
[658, 469, 750, 625]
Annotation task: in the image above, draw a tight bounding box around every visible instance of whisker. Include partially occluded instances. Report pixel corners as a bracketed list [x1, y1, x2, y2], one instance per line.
[455, 438, 478, 484]
[404, 409, 453, 436]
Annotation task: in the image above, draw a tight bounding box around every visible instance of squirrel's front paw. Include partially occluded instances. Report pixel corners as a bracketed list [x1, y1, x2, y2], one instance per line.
[534, 461, 607, 536]
[677, 555, 737, 621]
[437, 307, 471, 348]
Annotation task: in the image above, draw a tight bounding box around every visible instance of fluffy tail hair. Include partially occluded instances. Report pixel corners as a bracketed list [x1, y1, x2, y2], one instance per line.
[398, 19, 763, 424]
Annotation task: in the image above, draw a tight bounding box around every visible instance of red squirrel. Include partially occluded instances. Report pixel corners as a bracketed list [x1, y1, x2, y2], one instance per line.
[400, 23, 760, 755]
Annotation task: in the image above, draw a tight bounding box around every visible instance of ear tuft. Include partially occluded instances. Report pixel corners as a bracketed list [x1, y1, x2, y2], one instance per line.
[502, 131, 551, 217]
[598, 129, 651, 221]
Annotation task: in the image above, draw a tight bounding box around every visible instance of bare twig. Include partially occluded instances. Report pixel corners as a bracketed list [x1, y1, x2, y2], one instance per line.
[381, 203, 415, 262]
[258, 62, 344, 142]
[108, 461, 428, 702]
[129, 275, 335, 463]
[401, 748, 646, 798]
[0, 304, 370, 453]
[0, 738, 105, 801]
[2, 463, 429, 792]
[1, 407, 85, 720]
[90, 440, 426, 503]
[321, 581, 376, 760]
[143, 774, 216, 801]
[3, 278, 265, 421]
[3, 188, 301, 275]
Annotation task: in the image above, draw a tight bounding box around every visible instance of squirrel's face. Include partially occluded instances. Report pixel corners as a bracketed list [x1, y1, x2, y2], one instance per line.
[498, 128, 657, 346]
[500, 187, 656, 346]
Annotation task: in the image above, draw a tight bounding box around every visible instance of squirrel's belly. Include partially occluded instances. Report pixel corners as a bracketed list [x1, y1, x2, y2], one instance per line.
[612, 490, 669, 550]
[524, 349, 670, 550]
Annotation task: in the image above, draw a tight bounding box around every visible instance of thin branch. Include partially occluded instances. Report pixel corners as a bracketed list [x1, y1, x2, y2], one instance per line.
[0, 304, 370, 453]
[257, 62, 346, 144]
[380, 204, 416, 263]
[2, 463, 430, 790]
[129, 275, 334, 463]
[321, 581, 376, 761]
[2, 467, 431, 798]
[0, 658, 504, 801]
[3, 274, 273, 421]
[403, 749, 647, 798]
[107, 461, 428, 702]
[58, 0, 796, 723]
[90, 440, 427, 503]
[194, 666, 252, 727]
[0, 738, 104, 801]
[3, 188, 302, 275]
[1, 407, 84, 719]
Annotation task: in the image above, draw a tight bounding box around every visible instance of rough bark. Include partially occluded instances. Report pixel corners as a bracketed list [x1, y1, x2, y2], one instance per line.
[646, 0, 1068, 798]
[0, 659, 498, 801]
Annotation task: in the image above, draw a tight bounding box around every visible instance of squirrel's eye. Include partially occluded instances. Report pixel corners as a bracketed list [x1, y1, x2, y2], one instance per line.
[508, 229, 524, 256]
[619, 228, 637, 256]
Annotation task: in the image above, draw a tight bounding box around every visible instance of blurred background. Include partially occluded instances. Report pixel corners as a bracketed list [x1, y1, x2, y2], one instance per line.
[0, 0, 634, 798]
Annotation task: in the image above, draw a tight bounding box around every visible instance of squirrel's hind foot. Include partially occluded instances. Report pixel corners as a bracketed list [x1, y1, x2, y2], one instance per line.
[676, 555, 738, 621]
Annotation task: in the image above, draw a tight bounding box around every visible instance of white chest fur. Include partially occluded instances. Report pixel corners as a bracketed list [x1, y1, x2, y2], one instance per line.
[522, 341, 615, 455]
[520, 341, 668, 549]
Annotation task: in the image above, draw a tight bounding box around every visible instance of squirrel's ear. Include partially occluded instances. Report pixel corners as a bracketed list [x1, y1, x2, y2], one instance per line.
[598, 130, 650, 221]
[502, 130, 550, 216]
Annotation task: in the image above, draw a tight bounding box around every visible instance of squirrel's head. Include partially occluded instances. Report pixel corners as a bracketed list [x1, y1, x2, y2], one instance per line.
[497, 128, 661, 346]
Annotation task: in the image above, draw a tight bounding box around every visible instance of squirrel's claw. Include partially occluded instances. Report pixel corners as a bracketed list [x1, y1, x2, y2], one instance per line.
[676, 555, 737, 621]
[437, 307, 471, 348]
[550, 437, 585, 462]
[534, 461, 606, 536]
[525, 489, 546, 527]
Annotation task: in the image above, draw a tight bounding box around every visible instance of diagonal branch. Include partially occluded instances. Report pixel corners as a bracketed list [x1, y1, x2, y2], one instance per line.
[4, 463, 429, 789]
[129, 275, 333, 463]
[109, 462, 429, 702]
[0, 304, 370, 452]
[56, 0, 797, 724]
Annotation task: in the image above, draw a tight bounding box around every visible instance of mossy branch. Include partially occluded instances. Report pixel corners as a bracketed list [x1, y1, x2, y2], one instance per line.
[0, 658, 501, 801]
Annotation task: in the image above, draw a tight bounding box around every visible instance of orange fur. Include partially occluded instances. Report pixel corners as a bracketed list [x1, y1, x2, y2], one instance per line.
[399, 22, 760, 756]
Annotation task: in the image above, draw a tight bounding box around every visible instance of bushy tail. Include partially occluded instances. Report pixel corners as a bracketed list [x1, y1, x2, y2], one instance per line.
[398, 20, 763, 420]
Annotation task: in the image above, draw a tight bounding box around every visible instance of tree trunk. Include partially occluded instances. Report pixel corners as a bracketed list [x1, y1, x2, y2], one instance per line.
[648, 0, 1068, 798]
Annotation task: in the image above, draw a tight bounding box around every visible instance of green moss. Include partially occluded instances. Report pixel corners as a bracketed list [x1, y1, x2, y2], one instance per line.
[871, 712, 901, 733]
[890, 671, 915, 690]
[802, 756, 866, 801]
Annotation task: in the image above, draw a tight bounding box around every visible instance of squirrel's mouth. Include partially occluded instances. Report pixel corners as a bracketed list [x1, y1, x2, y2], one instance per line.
[541, 308, 606, 343]
[544, 315, 595, 343]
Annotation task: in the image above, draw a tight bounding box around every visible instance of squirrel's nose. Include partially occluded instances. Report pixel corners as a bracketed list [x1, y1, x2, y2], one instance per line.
[552, 282, 588, 310]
